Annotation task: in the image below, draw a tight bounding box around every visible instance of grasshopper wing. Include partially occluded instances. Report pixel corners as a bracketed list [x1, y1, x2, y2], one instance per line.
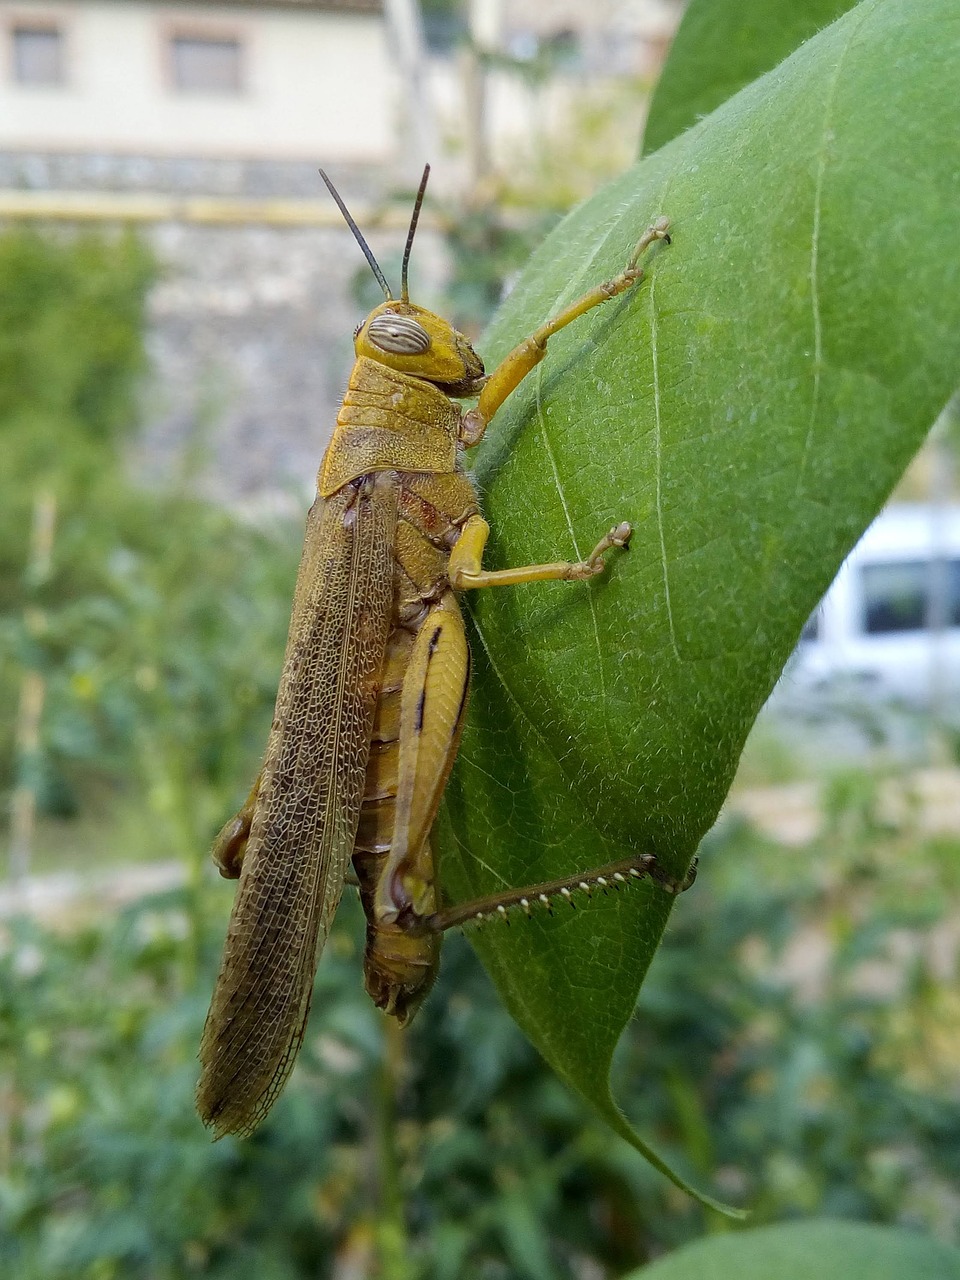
[198, 472, 398, 1137]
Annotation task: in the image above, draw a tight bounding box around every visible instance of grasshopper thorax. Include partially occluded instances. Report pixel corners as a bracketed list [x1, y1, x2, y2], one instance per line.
[355, 300, 486, 397]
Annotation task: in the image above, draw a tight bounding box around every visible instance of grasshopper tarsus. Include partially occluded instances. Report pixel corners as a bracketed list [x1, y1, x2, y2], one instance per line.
[562, 521, 634, 582]
[627, 216, 672, 270]
[590, 521, 633, 567]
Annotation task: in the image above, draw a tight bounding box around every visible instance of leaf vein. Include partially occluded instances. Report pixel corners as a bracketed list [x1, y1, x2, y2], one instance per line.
[795, 0, 876, 494]
[649, 279, 680, 661]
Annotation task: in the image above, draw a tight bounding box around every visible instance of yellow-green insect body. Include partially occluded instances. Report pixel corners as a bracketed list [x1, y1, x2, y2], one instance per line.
[197, 167, 676, 1139]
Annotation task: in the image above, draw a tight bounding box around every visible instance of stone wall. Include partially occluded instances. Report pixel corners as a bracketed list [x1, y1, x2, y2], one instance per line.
[141, 216, 447, 504]
[2, 151, 448, 505]
[0, 151, 385, 200]
[144, 220, 372, 502]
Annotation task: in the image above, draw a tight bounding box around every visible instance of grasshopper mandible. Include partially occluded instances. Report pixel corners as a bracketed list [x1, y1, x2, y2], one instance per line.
[197, 167, 681, 1138]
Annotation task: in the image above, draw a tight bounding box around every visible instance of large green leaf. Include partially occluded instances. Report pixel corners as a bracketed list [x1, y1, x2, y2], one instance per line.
[643, 0, 858, 155]
[624, 1220, 960, 1280]
[437, 0, 960, 1208]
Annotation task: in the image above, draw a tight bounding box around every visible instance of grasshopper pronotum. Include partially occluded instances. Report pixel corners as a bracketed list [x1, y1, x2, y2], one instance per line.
[197, 167, 680, 1138]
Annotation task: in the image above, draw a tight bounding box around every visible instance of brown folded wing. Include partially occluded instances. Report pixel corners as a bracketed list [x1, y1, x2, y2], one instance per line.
[197, 472, 398, 1137]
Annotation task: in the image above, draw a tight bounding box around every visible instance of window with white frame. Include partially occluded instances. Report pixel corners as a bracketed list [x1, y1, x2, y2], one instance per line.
[170, 34, 242, 93]
[11, 24, 64, 85]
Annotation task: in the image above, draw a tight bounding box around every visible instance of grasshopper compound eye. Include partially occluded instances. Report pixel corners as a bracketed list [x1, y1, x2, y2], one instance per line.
[367, 312, 431, 355]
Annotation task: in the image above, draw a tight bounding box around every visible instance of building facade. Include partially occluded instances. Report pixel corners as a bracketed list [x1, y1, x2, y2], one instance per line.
[0, 0, 680, 497]
[0, 0, 419, 498]
[0, 0, 392, 170]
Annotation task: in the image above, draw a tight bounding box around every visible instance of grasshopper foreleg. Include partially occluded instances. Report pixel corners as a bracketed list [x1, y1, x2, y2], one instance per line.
[460, 217, 670, 448]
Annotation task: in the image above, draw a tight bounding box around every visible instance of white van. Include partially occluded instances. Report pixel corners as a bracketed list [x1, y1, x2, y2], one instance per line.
[780, 504, 960, 708]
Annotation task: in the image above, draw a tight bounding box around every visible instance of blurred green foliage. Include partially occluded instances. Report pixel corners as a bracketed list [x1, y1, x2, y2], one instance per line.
[2, 775, 959, 1277]
[0, 228, 153, 594]
[0, 227, 297, 844]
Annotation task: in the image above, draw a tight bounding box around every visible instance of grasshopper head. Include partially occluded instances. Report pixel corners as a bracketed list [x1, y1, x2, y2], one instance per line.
[321, 164, 487, 397]
[355, 301, 486, 396]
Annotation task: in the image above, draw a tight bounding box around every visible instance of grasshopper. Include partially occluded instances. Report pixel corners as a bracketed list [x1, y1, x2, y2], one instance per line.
[197, 167, 681, 1138]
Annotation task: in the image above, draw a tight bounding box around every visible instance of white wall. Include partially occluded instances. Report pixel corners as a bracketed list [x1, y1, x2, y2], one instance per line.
[0, 1, 394, 160]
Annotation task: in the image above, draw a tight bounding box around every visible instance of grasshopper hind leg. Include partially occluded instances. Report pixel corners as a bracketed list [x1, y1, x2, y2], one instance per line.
[356, 594, 470, 1022]
[426, 853, 699, 933]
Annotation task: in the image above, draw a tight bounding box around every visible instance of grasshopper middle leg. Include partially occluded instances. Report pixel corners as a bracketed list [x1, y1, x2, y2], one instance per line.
[448, 515, 632, 591]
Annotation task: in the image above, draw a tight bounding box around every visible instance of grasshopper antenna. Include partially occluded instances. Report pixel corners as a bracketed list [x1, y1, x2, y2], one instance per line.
[401, 163, 430, 304]
[319, 168, 393, 301]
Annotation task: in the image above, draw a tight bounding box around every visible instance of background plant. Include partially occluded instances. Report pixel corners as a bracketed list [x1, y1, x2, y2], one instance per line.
[2, 0, 960, 1273]
[3, 786, 960, 1277]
